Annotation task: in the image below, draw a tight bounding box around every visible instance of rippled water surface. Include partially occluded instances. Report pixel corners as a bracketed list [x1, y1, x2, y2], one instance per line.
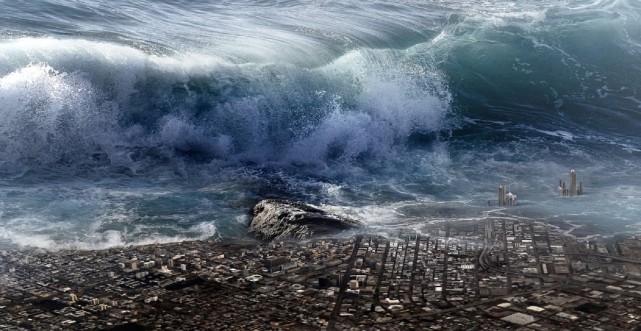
[1, 0, 640, 249]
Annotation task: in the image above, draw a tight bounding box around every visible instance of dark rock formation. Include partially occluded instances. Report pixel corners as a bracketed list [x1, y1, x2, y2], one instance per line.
[249, 199, 362, 240]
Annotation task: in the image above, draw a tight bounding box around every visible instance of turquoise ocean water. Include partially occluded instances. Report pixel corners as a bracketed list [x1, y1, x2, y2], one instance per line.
[1, 0, 640, 249]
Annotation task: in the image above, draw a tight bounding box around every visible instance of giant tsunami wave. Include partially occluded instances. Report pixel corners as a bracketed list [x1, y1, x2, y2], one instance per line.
[0, 39, 450, 170]
[0, 0, 640, 249]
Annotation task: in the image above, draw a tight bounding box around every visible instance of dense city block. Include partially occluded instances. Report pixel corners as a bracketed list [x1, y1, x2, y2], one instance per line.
[2, 218, 641, 330]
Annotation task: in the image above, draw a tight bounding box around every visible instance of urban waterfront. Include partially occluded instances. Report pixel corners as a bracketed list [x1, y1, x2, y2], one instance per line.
[2, 217, 641, 330]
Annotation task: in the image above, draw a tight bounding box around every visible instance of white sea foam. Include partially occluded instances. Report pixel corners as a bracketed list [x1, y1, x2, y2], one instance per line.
[0, 38, 453, 170]
[0, 0, 640, 249]
[0, 221, 219, 250]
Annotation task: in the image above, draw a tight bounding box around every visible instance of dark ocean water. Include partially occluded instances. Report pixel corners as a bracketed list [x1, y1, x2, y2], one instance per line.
[1, 0, 640, 249]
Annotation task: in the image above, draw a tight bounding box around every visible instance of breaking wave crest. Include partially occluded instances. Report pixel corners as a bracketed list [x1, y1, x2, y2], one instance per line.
[0, 38, 452, 175]
[1, 0, 641, 249]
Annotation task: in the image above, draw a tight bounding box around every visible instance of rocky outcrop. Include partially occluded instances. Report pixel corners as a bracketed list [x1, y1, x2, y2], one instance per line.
[249, 199, 361, 240]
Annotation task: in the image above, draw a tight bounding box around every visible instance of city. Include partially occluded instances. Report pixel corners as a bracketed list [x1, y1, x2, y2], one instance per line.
[1, 217, 641, 330]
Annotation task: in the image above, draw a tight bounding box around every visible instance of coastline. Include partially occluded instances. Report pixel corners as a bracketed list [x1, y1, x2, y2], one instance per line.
[2, 217, 641, 330]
